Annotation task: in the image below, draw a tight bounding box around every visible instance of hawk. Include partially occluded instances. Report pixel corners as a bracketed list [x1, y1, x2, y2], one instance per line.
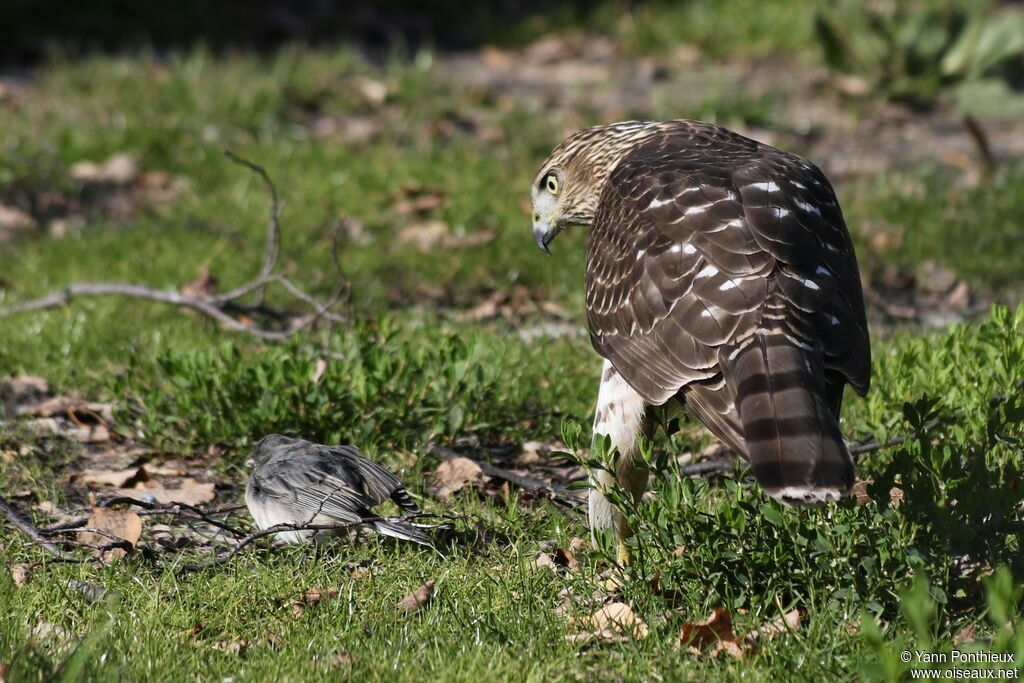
[530, 120, 870, 561]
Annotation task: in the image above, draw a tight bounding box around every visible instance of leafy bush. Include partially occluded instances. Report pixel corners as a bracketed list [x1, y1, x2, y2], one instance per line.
[815, 1, 1024, 170]
[114, 318, 576, 461]
[572, 305, 1024, 626]
[815, 0, 1024, 113]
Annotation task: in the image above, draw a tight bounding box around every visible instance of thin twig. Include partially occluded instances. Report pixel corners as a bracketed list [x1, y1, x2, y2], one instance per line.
[95, 496, 248, 537]
[0, 494, 78, 559]
[427, 443, 585, 510]
[223, 150, 280, 290]
[678, 457, 737, 477]
[179, 513, 452, 572]
[0, 283, 293, 340]
[0, 153, 346, 341]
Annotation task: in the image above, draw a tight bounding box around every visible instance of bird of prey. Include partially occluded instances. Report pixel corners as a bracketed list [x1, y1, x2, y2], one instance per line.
[531, 120, 870, 561]
[245, 434, 432, 546]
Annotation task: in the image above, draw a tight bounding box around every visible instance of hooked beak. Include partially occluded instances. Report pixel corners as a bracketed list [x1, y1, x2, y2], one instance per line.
[244, 458, 255, 468]
[533, 219, 556, 254]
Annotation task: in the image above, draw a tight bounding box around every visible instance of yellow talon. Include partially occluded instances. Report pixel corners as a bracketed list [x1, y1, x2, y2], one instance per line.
[617, 538, 633, 567]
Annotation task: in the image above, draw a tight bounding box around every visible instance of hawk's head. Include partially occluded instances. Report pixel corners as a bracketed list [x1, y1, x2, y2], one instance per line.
[531, 120, 656, 252]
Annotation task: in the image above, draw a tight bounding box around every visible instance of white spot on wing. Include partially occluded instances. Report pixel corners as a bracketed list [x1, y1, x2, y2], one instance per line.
[636, 249, 645, 260]
[647, 197, 672, 210]
[795, 200, 821, 216]
[750, 181, 779, 193]
[669, 244, 682, 253]
[803, 278, 820, 291]
[683, 244, 697, 254]
[770, 486, 845, 506]
[697, 265, 719, 279]
[719, 280, 737, 291]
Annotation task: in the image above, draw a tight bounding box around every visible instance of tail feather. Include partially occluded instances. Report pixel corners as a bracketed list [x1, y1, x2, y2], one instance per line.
[372, 517, 434, 547]
[722, 332, 853, 504]
[389, 486, 422, 515]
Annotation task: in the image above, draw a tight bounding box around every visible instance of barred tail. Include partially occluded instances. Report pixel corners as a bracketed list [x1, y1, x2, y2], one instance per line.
[723, 332, 853, 505]
[389, 486, 422, 515]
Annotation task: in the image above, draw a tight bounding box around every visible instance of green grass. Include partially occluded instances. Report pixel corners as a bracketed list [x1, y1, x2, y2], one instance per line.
[2, 10, 1024, 681]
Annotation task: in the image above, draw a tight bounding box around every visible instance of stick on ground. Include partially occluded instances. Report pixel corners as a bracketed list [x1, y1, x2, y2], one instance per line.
[0, 152, 348, 342]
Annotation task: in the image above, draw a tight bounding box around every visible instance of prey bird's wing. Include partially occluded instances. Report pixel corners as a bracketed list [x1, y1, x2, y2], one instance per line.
[252, 445, 417, 524]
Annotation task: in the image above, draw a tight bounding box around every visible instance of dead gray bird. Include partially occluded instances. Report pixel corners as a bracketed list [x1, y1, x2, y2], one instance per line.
[245, 434, 431, 546]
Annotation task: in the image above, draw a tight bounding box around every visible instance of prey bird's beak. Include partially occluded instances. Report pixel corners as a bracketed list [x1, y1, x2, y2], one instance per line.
[245, 458, 255, 468]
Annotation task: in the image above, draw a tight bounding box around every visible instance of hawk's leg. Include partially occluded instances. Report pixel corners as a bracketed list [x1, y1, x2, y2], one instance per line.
[589, 360, 650, 565]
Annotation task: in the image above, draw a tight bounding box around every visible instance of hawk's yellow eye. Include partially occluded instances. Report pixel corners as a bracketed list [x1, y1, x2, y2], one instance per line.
[546, 175, 560, 195]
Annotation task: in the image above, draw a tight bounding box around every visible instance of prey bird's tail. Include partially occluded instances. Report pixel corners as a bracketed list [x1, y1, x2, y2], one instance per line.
[722, 331, 853, 505]
[389, 486, 423, 515]
[372, 517, 435, 547]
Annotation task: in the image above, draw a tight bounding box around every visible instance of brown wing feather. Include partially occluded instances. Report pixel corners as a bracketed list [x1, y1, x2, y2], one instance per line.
[584, 120, 870, 495]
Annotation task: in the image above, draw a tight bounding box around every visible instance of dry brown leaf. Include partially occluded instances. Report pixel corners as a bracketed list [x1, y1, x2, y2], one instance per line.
[447, 229, 496, 249]
[954, 624, 977, 645]
[533, 552, 557, 572]
[181, 267, 218, 299]
[352, 77, 388, 106]
[397, 220, 448, 251]
[394, 192, 445, 216]
[430, 457, 484, 499]
[117, 478, 215, 506]
[68, 580, 107, 603]
[210, 639, 247, 654]
[852, 479, 872, 506]
[10, 563, 31, 587]
[679, 608, 749, 659]
[78, 505, 143, 561]
[0, 375, 49, 411]
[31, 621, 70, 643]
[80, 465, 152, 488]
[313, 650, 353, 671]
[79, 465, 216, 506]
[553, 546, 578, 570]
[747, 609, 801, 644]
[396, 580, 435, 614]
[292, 588, 339, 617]
[0, 204, 38, 241]
[18, 395, 114, 423]
[311, 358, 329, 384]
[567, 602, 649, 645]
[70, 153, 139, 186]
[517, 440, 549, 466]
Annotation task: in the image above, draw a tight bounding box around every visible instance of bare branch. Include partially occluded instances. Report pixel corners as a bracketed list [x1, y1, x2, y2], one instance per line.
[427, 443, 585, 511]
[224, 150, 280, 285]
[1, 495, 78, 559]
[0, 283, 293, 340]
[0, 153, 346, 342]
[179, 513, 454, 572]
